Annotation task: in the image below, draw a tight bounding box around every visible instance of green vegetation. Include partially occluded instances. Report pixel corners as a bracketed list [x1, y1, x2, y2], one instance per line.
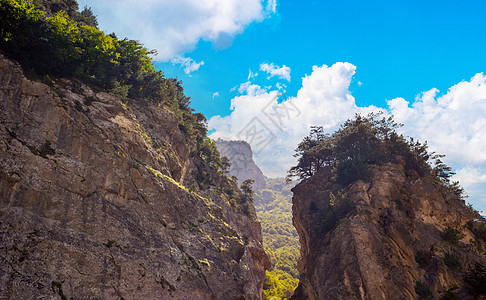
[255, 178, 299, 299]
[443, 252, 461, 270]
[415, 250, 432, 268]
[467, 220, 486, 242]
[415, 280, 433, 299]
[314, 190, 356, 235]
[51, 281, 67, 300]
[240, 179, 255, 200]
[0, 0, 239, 198]
[288, 113, 465, 197]
[442, 227, 465, 245]
[440, 290, 457, 300]
[464, 263, 486, 296]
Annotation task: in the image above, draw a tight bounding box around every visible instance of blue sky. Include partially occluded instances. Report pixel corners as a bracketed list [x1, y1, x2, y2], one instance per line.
[154, 0, 486, 116]
[78, 0, 486, 213]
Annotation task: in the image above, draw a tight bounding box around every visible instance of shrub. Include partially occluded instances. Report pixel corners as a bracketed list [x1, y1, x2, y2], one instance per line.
[415, 280, 433, 299]
[442, 227, 465, 245]
[464, 263, 486, 296]
[315, 190, 356, 235]
[415, 250, 431, 268]
[443, 252, 461, 270]
[440, 290, 457, 300]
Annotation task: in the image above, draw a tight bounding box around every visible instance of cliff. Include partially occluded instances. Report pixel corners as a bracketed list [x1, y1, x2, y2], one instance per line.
[292, 163, 486, 299]
[0, 53, 269, 299]
[216, 140, 266, 190]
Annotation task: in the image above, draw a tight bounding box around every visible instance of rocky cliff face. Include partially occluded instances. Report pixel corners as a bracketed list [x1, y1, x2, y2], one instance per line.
[216, 140, 266, 190]
[0, 54, 269, 299]
[292, 164, 486, 300]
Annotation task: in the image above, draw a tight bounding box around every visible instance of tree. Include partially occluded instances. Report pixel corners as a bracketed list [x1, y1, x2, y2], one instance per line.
[288, 113, 461, 191]
[74, 6, 98, 27]
[464, 263, 486, 296]
[240, 179, 255, 200]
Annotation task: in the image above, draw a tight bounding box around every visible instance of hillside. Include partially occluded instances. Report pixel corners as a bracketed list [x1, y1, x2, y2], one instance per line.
[255, 178, 300, 300]
[217, 139, 300, 299]
[0, 0, 269, 298]
[290, 115, 486, 299]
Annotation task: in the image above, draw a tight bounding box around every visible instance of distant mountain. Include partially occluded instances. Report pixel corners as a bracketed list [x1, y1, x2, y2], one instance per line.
[216, 139, 266, 190]
[217, 139, 300, 299]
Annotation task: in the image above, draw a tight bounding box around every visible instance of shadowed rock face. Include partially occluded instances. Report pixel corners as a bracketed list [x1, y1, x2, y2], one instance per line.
[216, 140, 266, 190]
[0, 54, 269, 300]
[292, 164, 485, 300]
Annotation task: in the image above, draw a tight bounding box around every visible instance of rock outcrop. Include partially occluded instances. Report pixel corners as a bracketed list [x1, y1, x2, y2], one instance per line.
[292, 164, 486, 300]
[216, 140, 266, 190]
[0, 54, 269, 299]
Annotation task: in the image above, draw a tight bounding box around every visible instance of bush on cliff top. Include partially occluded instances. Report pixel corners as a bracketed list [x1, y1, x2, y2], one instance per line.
[288, 113, 464, 196]
[0, 0, 234, 195]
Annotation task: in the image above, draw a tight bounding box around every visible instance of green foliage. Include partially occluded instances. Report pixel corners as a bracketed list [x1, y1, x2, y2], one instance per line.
[51, 281, 67, 300]
[442, 227, 465, 245]
[440, 290, 457, 300]
[415, 280, 433, 299]
[464, 263, 486, 296]
[263, 270, 298, 300]
[0, 0, 196, 128]
[315, 190, 356, 235]
[73, 6, 97, 27]
[443, 252, 461, 270]
[240, 179, 255, 200]
[467, 220, 486, 242]
[336, 157, 370, 185]
[255, 178, 300, 299]
[288, 113, 464, 193]
[0, 0, 237, 195]
[415, 250, 431, 268]
[39, 140, 55, 157]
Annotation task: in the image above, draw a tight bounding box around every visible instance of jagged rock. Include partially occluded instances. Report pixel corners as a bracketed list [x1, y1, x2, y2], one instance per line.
[216, 140, 266, 190]
[0, 54, 269, 299]
[292, 164, 486, 300]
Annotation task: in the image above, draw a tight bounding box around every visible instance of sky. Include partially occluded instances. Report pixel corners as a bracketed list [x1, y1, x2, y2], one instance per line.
[78, 0, 486, 214]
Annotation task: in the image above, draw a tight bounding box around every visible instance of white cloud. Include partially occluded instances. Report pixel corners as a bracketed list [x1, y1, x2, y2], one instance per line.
[454, 167, 486, 186]
[388, 73, 486, 166]
[266, 0, 277, 13]
[453, 167, 486, 214]
[237, 81, 267, 96]
[276, 82, 286, 92]
[260, 63, 291, 81]
[212, 92, 220, 98]
[209, 65, 486, 211]
[209, 62, 366, 175]
[170, 56, 204, 74]
[248, 69, 258, 80]
[78, 0, 277, 60]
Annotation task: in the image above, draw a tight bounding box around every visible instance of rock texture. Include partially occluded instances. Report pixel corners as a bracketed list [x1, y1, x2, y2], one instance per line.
[0, 53, 269, 299]
[216, 140, 266, 190]
[292, 164, 486, 300]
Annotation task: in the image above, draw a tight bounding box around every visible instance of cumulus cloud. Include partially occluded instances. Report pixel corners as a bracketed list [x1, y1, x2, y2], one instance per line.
[453, 166, 486, 214]
[78, 0, 277, 60]
[276, 82, 286, 92]
[209, 64, 486, 211]
[388, 73, 486, 166]
[248, 69, 258, 80]
[266, 0, 277, 13]
[260, 63, 291, 81]
[170, 56, 204, 74]
[209, 62, 370, 176]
